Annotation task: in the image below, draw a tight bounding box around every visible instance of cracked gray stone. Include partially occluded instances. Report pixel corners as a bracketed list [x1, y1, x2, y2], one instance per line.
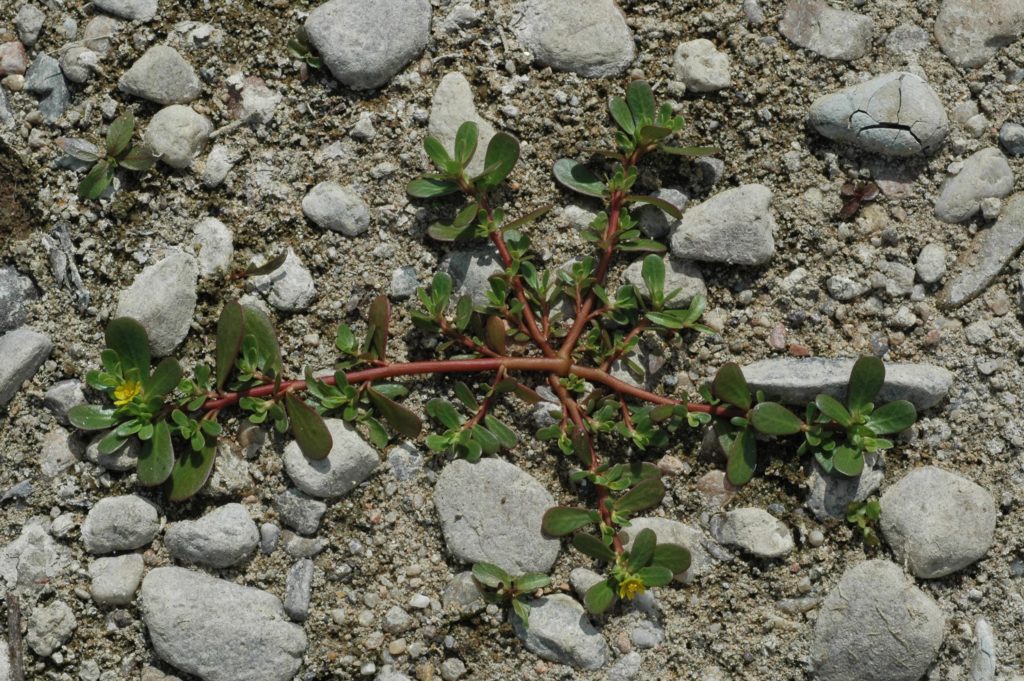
[164, 503, 260, 568]
[808, 72, 948, 157]
[934, 0, 1024, 68]
[811, 560, 944, 681]
[779, 1, 875, 61]
[934, 147, 1014, 223]
[27, 600, 76, 657]
[672, 39, 731, 92]
[940, 193, 1024, 308]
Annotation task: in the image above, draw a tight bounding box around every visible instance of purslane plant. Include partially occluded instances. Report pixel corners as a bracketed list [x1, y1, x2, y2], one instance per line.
[73, 111, 156, 200]
[69, 81, 919, 621]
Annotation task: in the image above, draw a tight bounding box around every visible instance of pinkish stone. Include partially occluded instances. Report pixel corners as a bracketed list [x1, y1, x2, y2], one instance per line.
[0, 42, 28, 76]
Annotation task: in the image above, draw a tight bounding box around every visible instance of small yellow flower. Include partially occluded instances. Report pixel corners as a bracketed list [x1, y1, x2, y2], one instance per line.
[617, 575, 646, 600]
[113, 380, 142, 407]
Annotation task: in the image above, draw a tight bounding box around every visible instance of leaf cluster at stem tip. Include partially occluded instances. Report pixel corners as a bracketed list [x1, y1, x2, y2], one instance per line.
[75, 111, 156, 200]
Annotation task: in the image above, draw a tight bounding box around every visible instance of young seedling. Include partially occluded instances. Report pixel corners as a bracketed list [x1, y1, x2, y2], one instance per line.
[471, 562, 550, 628]
[75, 111, 155, 200]
[846, 498, 882, 547]
[287, 32, 322, 70]
[71, 82, 923, 629]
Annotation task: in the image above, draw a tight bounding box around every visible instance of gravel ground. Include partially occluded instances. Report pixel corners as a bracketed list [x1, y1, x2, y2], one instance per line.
[1, 0, 1023, 680]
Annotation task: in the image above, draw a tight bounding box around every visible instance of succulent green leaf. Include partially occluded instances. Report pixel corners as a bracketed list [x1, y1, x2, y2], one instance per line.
[553, 159, 606, 197]
[367, 388, 422, 438]
[749, 402, 803, 436]
[453, 295, 473, 330]
[146, 357, 182, 398]
[847, 356, 884, 416]
[215, 301, 245, 392]
[117, 145, 156, 171]
[512, 598, 531, 628]
[584, 579, 617, 615]
[613, 477, 665, 516]
[484, 316, 506, 354]
[636, 565, 674, 588]
[637, 125, 672, 142]
[166, 445, 216, 502]
[712, 362, 751, 410]
[866, 400, 916, 435]
[502, 204, 553, 232]
[725, 427, 757, 486]
[608, 96, 635, 135]
[471, 424, 500, 455]
[367, 295, 390, 359]
[407, 176, 461, 198]
[106, 111, 135, 158]
[572, 533, 616, 562]
[78, 160, 115, 200]
[651, 542, 691, 575]
[814, 394, 852, 427]
[640, 254, 665, 305]
[832, 445, 864, 476]
[625, 194, 683, 219]
[285, 393, 333, 460]
[541, 507, 596, 537]
[628, 528, 656, 570]
[426, 399, 463, 429]
[484, 415, 517, 449]
[242, 305, 282, 376]
[105, 317, 151, 378]
[68, 405, 118, 430]
[617, 238, 668, 253]
[476, 132, 519, 188]
[454, 121, 479, 167]
[453, 382, 478, 410]
[97, 429, 127, 455]
[472, 561, 509, 588]
[423, 135, 455, 171]
[625, 80, 655, 126]
[514, 573, 550, 593]
[137, 420, 174, 486]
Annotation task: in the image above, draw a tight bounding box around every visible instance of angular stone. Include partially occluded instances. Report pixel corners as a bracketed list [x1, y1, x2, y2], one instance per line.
[144, 105, 213, 169]
[712, 508, 793, 558]
[621, 517, 713, 583]
[27, 600, 76, 657]
[434, 458, 559, 574]
[740, 357, 953, 410]
[119, 45, 200, 105]
[192, 217, 233, 277]
[672, 39, 731, 92]
[301, 182, 370, 236]
[273, 488, 326, 536]
[283, 418, 379, 498]
[442, 572, 485, 617]
[513, 0, 635, 77]
[14, 4, 45, 46]
[623, 256, 706, 308]
[806, 461, 883, 520]
[512, 594, 607, 669]
[115, 249, 197, 356]
[1001, 122, 1024, 156]
[0, 518, 69, 590]
[940, 193, 1024, 308]
[879, 466, 996, 578]
[305, 0, 431, 90]
[934, 0, 1024, 68]
[0, 327, 51, 407]
[0, 266, 36, 334]
[250, 248, 315, 312]
[89, 553, 145, 606]
[94, 0, 157, 21]
[441, 247, 503, 307]
[934, 148, 1014, 223]
[81, 495, 160, 554]
[428, 72, 496, 176]
[164, 503, 259, 569]
[779, 1, 874, 61]
[283, 558, 314, 622]
[811, 560, 944, 681]
[808, 72, 948, 157]
[670, 185, 776, 265]
[141, 567, 307, 681]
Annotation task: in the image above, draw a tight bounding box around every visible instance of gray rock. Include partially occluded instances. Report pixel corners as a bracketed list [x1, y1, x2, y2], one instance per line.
[390, 267, 419, 301]
[0, 42, 27, 77]
[630, 620, 664, 649]
[15, 4, 45, 46]
[386, 442, 422, 481]
[916, 243, 948, 284]
[940, 193, 1024, 308]
[119, 45, 200, 105]
[39, 426, 76, 478]
[27, 600, 76, 657]
[568, 567, 603, 602]
[304, 0, 431, 90]
[825, 275, 868, 301]
[382, 605, 413, 634]
[806, 460, 883, 520]
[672, 39, 731, 92]
[141, 567, 307, 681]
[441, 247, 503, 307]
[670, 184, 776, 265]
[439, 659, 466, 681]
[811, 560, 944, 681]
[349, 112, 375, 141]
[82, 495, 159, 554]
[0, 266, 37, 333]
[779, 1, 874, 61]
[637, 188, 687, 239]
[201, 443, 255, 498]
[260, 523, 280, 555]
[250, 248, 315, 312]
[621, 517, 713, 583]
[283, 559, 314, 622]
[59, 46, 98, 83]
[144, 105, 213, 169]
[1000, 122, 1024, 156]
[879, 466, 996, 578]
[201, 144, 237, 188]
[283, 418, 379, 498]
[875, 260, 915, 297]
[512, 594, 607, 670]
[934, 0, 1024, 68]
[442, 572, 485, 616]
[741, 357, 953, 410]
[301, 182, 370, 236]
[226, 74, 281, 125]
[623, 256, 706, 308]
[0, 518, 69, 590]
[115, 249, 197, 356]
[165, 503, 259, 568]
[0, 327, 52, 407]
[94, 0, 157, 21]
[970, 619, 995, 681]
[89, 553, 145, 606]
[428, 72, 496, 176]
[934, 148, 1014, 223]
[885, 23, 929, 54]
[513, 0, 635, 77]
[84, 430, 140, 471]
[83, 15, 120, 54]
[434, 458, 559, 574]
[192, 217, 234, 277]
[273, 488, 326, 535]
[43, 379, 85, 425]
[712, 508, 793, 558]
[23, 54, 70, 122]
[808, 72, 948, 156]
[607, 652, 642, 681]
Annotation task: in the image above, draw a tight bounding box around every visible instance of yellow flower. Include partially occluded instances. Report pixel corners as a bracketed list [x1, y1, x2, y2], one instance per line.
[113, 380, 142, 407]
[617, 575, 646, 600]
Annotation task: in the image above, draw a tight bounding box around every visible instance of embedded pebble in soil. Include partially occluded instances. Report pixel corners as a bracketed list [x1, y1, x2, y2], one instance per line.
[712, 508, 794, 558]
[512, 0, 635, 78]
[115, 249, 198, 356]
[283, 418, 379, 498]
[0, 327, 51, 407]
[669, 184, 776, 265]
[164, 503, 260, 569]
[934, 0, 1024, 68]
[511, 594, 608, 670]
[81, 496, 160, 554]
[933, 148, 1014, 223]
[118, 45, 200, 105]
[779, 1, 874, 61]
[429, 72, 497, 177]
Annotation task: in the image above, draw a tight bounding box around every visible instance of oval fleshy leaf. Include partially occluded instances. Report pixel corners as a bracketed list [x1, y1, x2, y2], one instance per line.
[572, 533, 616, 562]
[106, 317, 151, 378]
[285, 393, 333, 460]
[367, 295, 390, 360]
[166, 445, 216, 502]
[476, 132, 519, 188]
[815, 394, 852, 427]
[241, 305, 281, 376]
[866, 400, 916, 435]
[553, 158, 606, 197]
[454, 121, 478, 167]
[146, 357, 182, 398]
[137, 420, 174, 486]
[484, 315, 506, 355]
[367, 388, 422, 439]
[628, 528, 656, 570]
[613, 477, 665, 516]
[407, 176, 460, 198]
[215, 301, 245, 392]
[514, 572, 550, 593]
[636, 565, 673, 588]
[749, 402, 803, 436]
[651, 542, 691, 575]
[68, 405, 118, 430]
[106, 111, 135, 158]
[725, 427, 757, 486]
[541, 507, 595, 537]
[584, 579, 617, 615]
[712, 362, 751, 410]
[472, 561, 508, 588]
[847, 356, 885, 416]
[831, 445, 864, 477]
[608, 96, 635, 135]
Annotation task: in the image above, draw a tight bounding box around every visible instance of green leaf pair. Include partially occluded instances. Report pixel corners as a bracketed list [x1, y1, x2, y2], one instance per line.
[78, 112, 156, 200]
[408, 122, 521, 198]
